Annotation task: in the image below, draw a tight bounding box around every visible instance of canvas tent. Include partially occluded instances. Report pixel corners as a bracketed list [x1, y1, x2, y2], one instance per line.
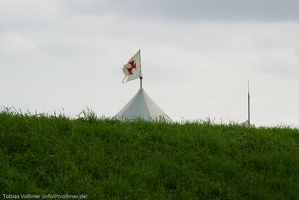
[116, 88, 172, 123]
[118, 50, 172, 122]
[240, 120, 250, 126]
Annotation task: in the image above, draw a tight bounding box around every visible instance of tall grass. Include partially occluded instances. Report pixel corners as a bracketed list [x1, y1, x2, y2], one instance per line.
[0, 108, 298, 199]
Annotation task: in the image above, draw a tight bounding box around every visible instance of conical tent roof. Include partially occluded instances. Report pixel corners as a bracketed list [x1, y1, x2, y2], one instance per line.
[240, 120, 251, 126]
[116, 88, 172, 122]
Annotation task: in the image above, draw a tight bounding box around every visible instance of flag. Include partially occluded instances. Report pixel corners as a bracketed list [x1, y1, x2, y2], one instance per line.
[122, 50, 141, 83]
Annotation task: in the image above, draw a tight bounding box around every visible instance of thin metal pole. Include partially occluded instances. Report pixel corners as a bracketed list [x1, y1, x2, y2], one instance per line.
[139, 49, 142, 89]
[248, 80, 250, 125]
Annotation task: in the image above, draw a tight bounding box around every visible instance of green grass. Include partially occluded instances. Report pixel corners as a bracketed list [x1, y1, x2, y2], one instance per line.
[0, 108, 298, 199]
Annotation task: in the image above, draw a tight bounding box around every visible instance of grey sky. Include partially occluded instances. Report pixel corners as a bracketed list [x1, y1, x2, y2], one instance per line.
[63, 0, 299, 21]
[0, 0, 298, 127]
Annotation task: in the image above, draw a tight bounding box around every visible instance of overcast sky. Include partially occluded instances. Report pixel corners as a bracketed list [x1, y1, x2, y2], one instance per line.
[1, 0, 299, 127]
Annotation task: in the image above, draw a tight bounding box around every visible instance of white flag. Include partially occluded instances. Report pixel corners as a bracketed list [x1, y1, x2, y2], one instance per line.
[122, 50, 141, 83]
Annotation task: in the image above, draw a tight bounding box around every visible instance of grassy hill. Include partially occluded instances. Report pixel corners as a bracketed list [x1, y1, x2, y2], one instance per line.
[0, 109, 298, 199]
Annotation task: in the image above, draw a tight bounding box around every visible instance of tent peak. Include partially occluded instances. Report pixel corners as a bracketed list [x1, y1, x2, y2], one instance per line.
[116, 88, 172, 123]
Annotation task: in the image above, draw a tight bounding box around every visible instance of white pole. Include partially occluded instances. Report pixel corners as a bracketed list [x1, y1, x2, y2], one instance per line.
[248, 80, 250, 125]
[140, 76, 143, 89]
[139, 49, 143, 89]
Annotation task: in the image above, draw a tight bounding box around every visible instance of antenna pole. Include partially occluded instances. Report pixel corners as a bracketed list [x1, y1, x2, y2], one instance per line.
[248, 80, 250, 125]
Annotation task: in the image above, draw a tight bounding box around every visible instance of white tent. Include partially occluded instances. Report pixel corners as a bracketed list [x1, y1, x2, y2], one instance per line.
[240, 120, 251, 126]
[116, 88, 172, 123]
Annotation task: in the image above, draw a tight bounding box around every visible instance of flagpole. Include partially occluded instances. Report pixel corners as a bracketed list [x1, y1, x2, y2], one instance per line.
[140, 76, 143, 89]
[248, 79, 250, 125]
[139, 49, 143, 89]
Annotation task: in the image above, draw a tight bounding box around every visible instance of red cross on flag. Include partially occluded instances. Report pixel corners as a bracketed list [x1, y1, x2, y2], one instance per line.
[122, 50, 141, 83]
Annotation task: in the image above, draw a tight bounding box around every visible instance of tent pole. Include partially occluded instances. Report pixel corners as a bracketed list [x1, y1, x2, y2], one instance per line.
[248, 80, 250, 125]
[140, 76, 143, 89]
[139, 49, 142, 89]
